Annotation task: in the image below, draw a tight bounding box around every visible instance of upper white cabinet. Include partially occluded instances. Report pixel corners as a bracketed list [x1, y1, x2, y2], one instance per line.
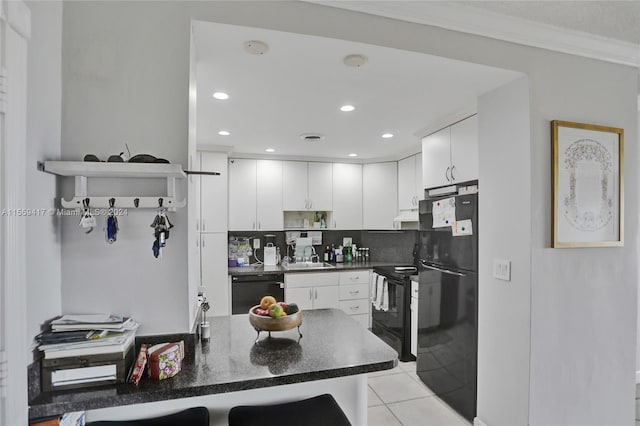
[398, 153, 423, 210]
[422, 114, 478, 189]
[363, 162, 398, 230]
[228, 159, 257, 231]
[449, 115, 478, 184]
[228, 159, 283, 231]
[256, 160, 283, 230]
[282, 161, 332, 211]
[200, 152, 228, 233]
[331, 163, 363, 230]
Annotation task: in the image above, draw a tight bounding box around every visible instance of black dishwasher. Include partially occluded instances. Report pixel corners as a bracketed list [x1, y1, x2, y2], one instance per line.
[231, 274, 285, 314]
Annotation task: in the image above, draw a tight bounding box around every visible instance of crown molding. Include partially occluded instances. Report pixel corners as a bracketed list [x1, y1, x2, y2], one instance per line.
[306, 1, 640, 67]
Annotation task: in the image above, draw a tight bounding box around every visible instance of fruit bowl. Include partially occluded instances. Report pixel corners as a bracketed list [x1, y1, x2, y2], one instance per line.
[249, 305, 303, 343]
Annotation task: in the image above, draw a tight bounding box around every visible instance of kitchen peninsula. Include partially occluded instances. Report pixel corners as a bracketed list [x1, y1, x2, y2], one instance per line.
[29, 309, 397, 425]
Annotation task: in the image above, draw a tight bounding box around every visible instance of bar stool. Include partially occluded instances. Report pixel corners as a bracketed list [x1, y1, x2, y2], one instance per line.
[228, 394, 351, 426]
[86, 406, 209, 426]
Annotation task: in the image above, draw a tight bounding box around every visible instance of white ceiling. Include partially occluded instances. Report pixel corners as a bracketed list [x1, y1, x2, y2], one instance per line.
[458, 1, 640, 45]
[193, 21, 520, 161]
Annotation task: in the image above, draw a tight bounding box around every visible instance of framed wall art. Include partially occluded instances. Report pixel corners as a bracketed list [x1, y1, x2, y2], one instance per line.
[552, 120, 623, 248]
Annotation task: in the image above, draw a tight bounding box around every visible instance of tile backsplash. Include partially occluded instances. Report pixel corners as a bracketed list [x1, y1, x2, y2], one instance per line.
[228, 230, 417, 265]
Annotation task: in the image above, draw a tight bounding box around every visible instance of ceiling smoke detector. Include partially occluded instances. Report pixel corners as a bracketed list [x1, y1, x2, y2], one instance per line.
[244, 40, 270, 55]
[300, 133, 325, 142]
[343, 54, 368, 68]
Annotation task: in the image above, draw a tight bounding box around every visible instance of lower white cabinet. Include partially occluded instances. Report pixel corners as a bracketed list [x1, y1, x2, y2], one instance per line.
[338, 270, 371, 328]
[200, 233, 229, 316]
[284, 270, 371, 327]
[285, 272, 340, 310]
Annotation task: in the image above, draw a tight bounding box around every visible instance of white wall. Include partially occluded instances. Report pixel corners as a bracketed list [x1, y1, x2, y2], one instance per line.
[477, 76, 531, 426]
[25, 0, 62, 342]
[60, 3, 638, 424]
[61, 2, 189, 334]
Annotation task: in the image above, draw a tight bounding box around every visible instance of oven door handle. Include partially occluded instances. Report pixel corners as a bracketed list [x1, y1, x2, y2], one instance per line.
[419, 260, 466, 277]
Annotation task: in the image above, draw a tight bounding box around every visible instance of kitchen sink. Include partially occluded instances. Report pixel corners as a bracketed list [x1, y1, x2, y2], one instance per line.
[283, 262, 335, 270]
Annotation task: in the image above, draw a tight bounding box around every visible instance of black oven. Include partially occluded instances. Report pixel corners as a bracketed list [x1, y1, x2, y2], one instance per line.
[231, 274, 285, 315]
[371, 266, 415, 362]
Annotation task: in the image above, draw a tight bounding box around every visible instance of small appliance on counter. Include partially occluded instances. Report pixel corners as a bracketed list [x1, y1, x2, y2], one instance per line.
[263, 244, 277, 266]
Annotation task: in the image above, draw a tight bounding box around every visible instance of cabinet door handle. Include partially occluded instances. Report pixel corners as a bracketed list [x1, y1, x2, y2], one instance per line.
[314, 289, 318, 300]
[202, 238, 205, 248]
[202, 220, 205, 231]
[258, 222, 261, 230]
[349, 290, 360, 295]
[445, 166, 451, 182]
[450, 165, 456, 181]
[334, 220, 337, 228]
[309, 200, 312, 209]
[252, 221, 256, 230]
[350, 305, 360, 311]
[196, 220, 199, 231]
[309, 288, 313, 300]
[196, 238, 199, 248]
[350, 276, 360, 281]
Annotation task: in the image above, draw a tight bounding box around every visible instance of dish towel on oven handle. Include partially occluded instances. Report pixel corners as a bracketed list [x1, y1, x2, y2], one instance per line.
[371, 273, 389, 312]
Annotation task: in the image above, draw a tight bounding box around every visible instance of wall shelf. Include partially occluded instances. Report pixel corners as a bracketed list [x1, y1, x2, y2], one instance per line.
[42, 161, 186, 209]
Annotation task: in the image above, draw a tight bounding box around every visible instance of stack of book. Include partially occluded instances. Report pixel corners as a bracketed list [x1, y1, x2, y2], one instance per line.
[37, 314, 139, 391]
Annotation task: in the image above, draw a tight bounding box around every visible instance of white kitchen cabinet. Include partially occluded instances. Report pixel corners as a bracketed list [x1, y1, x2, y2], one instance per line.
[228, 159, 283, 231]
[228, 159, 257, 231]
[256, 160, 283, 230]
[338, 270, 371, 328]
[283, 161, 332, 211]
[285, 272, 340, 310]
[449, 114, 478, 184]
[200, 152, 228, 233]
[201, 233, 229, 316]
[331, 163, 362, 229]
[398, 154, 423, 210]
[363, 162, 398, 230]
[422, 115, 478, 189]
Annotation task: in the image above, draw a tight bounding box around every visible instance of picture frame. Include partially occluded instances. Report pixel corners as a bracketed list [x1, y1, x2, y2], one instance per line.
[552, 120, 624, 248]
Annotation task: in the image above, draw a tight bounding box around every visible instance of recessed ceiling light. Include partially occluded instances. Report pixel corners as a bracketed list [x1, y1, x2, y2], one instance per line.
[212, 92, 229, 100]
[348, 153, 358, 157]
[218, 130, 230, 136]
[340, 105, 355, 112]
[382, 133, 394, 139]
[265, 148, 275, 153]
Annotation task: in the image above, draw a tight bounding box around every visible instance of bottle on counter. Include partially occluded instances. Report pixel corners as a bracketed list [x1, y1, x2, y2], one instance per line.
[345, 245, 352, 263]
[329, 244, 335, 262]
[324, 245, 330, 262]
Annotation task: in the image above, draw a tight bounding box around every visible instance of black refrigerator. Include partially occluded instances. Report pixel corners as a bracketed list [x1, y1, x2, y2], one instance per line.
[416, 181, 478, 422]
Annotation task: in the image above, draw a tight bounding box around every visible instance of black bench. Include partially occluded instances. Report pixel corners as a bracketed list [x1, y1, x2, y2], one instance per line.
[228, 394, 351, 426]
[86, 406, 209, 426]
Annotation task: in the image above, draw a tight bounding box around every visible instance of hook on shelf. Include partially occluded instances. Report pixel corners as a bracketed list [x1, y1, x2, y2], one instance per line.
[158, 198, 164, 208]
[83, 198, 90, 208]
[109, 198, 116, 208]
[134, 198, 140, 208]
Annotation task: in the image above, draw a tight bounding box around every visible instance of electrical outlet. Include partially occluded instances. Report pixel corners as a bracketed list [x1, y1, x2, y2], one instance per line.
[253, 238, 260, 249]
[493, 259, 511, 281]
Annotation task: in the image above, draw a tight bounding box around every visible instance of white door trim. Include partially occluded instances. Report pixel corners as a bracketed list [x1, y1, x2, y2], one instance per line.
[1, 1, 30, 424]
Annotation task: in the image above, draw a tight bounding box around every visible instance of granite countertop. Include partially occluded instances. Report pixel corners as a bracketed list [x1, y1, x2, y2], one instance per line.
[29, 309, 397, 419]
[228, 261, 401, 276]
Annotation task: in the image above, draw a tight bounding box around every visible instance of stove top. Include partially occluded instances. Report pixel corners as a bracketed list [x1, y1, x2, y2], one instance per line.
[373, 265, 417, 279]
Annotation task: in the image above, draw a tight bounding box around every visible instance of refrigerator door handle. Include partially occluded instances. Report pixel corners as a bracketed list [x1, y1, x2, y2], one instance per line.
[419, 260, 467, 277]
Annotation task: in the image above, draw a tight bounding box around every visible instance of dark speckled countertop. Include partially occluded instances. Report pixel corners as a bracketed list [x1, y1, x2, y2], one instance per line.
[29, 309, 397, 419]
[228, 261, 403, 276]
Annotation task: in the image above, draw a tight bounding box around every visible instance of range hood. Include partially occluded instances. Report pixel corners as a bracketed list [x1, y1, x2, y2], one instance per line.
[393, 210, 419, 223]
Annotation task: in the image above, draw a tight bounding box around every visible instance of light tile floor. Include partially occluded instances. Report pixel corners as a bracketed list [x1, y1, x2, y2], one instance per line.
[367, 361, 471, 426]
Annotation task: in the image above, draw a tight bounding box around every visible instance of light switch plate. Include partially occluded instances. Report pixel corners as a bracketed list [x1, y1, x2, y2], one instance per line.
[493, 259, 511, 281]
